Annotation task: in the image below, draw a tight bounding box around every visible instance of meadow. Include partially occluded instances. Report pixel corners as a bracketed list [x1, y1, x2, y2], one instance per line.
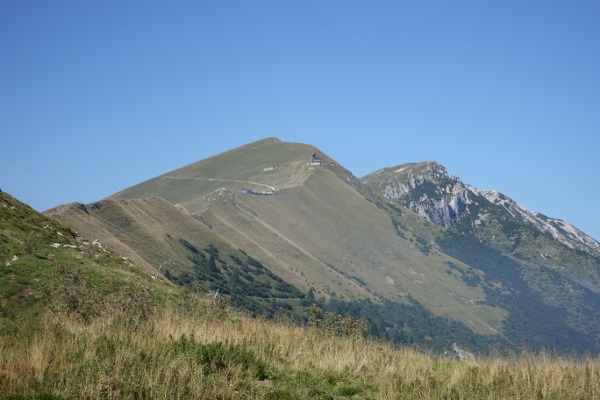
[1, 298, 598, 400]
[1, 189, 598, 399]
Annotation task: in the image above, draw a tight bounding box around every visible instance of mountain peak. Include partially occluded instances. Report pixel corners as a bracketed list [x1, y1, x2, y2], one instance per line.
[109, 137, 351, 214]
[482, 189, 600, 257]
[248, 136, 282, 145]
[363, 161, 600, 260]
[388, 160, 447, 174]
[363, 161, 473, 228]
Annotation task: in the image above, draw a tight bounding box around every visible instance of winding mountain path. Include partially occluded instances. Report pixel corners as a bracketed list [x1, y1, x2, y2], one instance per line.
[161, 175, 276, 191]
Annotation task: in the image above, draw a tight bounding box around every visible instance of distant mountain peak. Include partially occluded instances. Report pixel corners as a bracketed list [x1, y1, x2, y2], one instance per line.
[363, 161, 600, 259]
[253, 136, 282, 144]
[387, 160, 447, 175]
[481, 188, 600, 257]
[363, 161, 473, 227]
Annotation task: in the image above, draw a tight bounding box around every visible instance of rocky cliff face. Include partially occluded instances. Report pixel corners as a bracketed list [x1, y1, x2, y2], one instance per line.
[366, 161, 480, 228]
[481, 189, 600, 258]
[363, 161, 600, 259]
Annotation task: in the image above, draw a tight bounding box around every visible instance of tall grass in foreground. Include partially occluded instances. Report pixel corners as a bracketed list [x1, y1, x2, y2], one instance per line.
[1, 305, 599, 399]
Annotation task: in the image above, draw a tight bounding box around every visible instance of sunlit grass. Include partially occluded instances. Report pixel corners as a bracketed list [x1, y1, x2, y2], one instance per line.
[1, 303, 599, 399]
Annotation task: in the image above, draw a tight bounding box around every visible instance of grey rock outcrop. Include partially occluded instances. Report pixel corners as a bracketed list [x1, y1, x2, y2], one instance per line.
[363, 161, 600, 258]
[373, 161, 477, 227]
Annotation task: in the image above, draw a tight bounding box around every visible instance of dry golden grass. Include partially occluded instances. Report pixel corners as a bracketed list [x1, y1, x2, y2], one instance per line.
[1, 304, 599, 399]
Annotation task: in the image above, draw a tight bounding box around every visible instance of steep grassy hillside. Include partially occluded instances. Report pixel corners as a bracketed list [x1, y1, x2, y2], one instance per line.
[68, 140, 509, 341]
[205, 164, 505, 330]
[5, 191, 600, 399]
[47, 197, 307, 316]
[0, 190, 179, 337]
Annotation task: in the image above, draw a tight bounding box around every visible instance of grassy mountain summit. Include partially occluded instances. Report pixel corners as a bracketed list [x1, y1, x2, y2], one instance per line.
[111, 137, 354, 212]
[48, 138, 600, 355]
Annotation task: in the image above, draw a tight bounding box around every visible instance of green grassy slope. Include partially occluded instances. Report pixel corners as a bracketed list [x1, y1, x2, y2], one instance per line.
[112, 138, 324, 209]
[3, 191, 600, 399]
[210, 165, 504, 331]
[0, 190, 179, 338]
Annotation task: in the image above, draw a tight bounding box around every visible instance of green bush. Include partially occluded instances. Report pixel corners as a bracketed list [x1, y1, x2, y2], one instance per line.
[169, 335, 269, 379]
[196, 342, 268, 379]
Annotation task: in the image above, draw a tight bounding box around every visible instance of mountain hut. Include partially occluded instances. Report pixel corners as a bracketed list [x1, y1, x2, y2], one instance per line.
[310, 152, 322, 165]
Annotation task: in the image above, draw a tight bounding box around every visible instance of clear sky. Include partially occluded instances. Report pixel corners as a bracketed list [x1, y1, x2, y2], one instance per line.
[1, 1, 599, 241]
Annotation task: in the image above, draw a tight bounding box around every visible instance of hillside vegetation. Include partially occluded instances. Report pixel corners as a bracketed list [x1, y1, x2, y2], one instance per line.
[2, 190, 600, 398]
[3, 301, 600, 399]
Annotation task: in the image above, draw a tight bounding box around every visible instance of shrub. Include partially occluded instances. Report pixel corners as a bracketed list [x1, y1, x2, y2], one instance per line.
[196, 342, 268, 379]
[169, 335, 269, 379]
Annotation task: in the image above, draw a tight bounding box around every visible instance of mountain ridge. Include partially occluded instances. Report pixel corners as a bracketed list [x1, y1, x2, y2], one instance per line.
[46, 138, 600, 354]
[362, 160, 600, 258]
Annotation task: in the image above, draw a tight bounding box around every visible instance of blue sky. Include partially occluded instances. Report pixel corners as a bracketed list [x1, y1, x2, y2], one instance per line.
[1, 1, 599, 241]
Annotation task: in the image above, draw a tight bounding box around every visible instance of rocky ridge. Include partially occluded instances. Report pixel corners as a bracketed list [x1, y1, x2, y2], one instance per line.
[481, 189, 600, 257]
[363, 161, 600, 259]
